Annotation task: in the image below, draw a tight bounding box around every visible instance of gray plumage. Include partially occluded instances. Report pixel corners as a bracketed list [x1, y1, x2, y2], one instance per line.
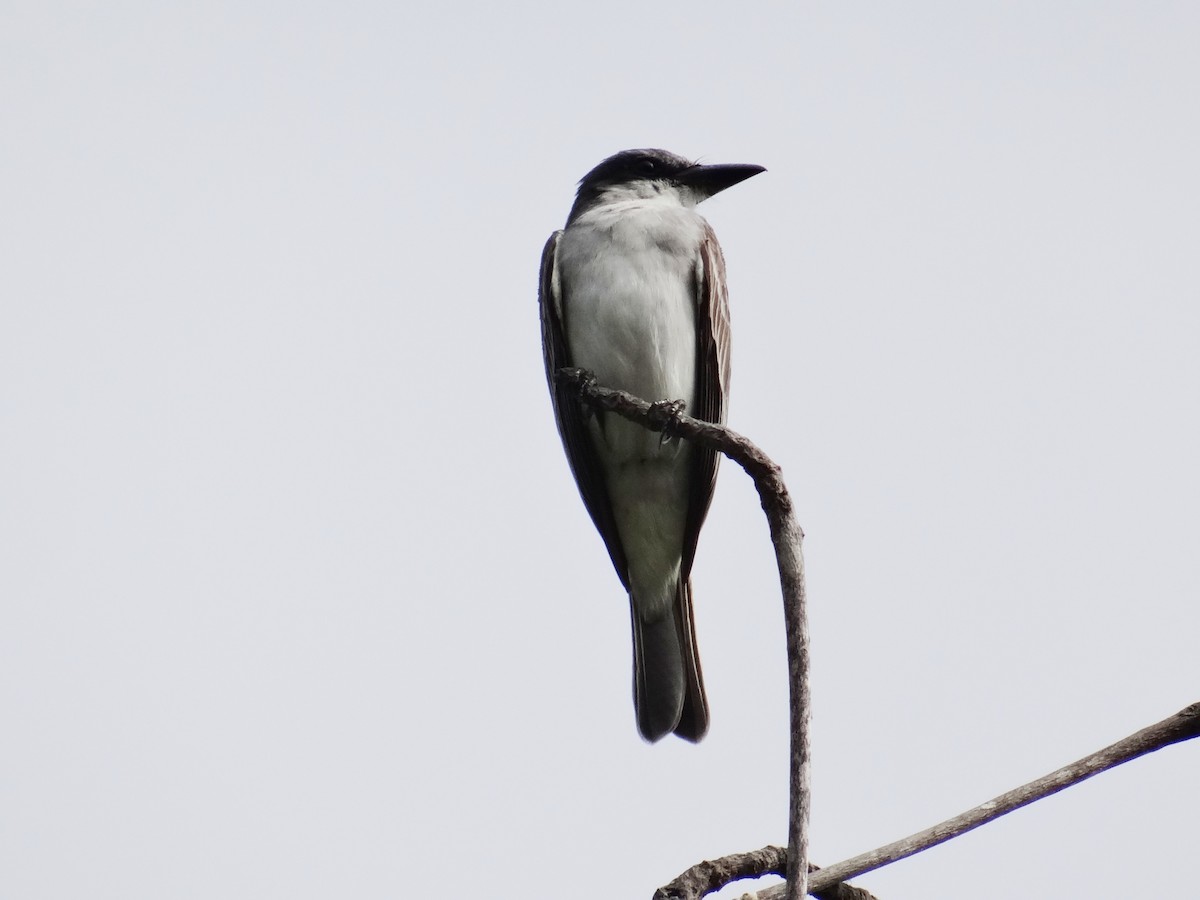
[539, 149, 763, 741]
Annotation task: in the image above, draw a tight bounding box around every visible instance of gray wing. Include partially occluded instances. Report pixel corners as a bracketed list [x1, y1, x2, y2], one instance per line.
[538, 230, 631, 588]
[681, 223, 732, 578]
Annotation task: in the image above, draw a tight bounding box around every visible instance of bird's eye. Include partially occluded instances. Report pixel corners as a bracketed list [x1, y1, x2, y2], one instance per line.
[637, 158, 658, 175]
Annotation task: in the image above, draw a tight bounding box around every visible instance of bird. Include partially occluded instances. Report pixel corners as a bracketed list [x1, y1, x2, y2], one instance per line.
[538, 148, 764, 742]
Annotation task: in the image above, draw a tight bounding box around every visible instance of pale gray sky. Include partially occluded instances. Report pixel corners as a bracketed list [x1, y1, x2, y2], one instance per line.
[2, 3, 1197, 898]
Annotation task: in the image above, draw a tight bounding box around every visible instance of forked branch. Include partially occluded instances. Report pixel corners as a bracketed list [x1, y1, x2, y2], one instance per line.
[758, 700, 1200, 898]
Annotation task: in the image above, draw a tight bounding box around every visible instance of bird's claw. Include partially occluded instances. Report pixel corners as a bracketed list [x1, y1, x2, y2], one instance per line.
[649, 399, 687, 445]
[557, 367, 598, 390]
[557, 368, 600, 421]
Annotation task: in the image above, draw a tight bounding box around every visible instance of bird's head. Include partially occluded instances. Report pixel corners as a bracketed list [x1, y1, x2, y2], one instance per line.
[567, 148, 764, 223]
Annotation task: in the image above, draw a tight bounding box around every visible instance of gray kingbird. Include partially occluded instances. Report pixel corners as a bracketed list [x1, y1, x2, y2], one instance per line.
[538, 148, 764, 742]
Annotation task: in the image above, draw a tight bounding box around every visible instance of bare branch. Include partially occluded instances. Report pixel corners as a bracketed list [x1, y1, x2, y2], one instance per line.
[555, 369, 811, 900]
[753, 702, 1200, 898]
[652, 845, 785, 900]
[653, 846, 880, 900]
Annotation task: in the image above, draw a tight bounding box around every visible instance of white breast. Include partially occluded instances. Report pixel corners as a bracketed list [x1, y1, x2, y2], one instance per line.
[557, 198, 705, 462]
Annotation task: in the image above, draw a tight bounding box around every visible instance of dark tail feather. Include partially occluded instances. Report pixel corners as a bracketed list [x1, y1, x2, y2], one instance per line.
[631, 579, 709, 743]
[672, 579, 709, 742]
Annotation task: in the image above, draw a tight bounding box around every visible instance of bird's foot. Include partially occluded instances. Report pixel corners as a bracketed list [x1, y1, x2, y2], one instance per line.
[556, 367, 598, 390]
[556, 368, 600, 420]
[649, 398, 687, 445]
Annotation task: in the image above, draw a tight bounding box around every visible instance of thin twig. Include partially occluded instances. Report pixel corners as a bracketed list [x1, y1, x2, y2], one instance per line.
[556, 369, 811, 900]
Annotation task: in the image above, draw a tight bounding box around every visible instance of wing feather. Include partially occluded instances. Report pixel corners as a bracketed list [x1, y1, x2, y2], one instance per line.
[681, 224, 731, 578]
[538, 231, 631, 588]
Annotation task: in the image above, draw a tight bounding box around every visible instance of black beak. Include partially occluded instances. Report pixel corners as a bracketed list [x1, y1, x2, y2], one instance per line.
[677, 162, 766, 199]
